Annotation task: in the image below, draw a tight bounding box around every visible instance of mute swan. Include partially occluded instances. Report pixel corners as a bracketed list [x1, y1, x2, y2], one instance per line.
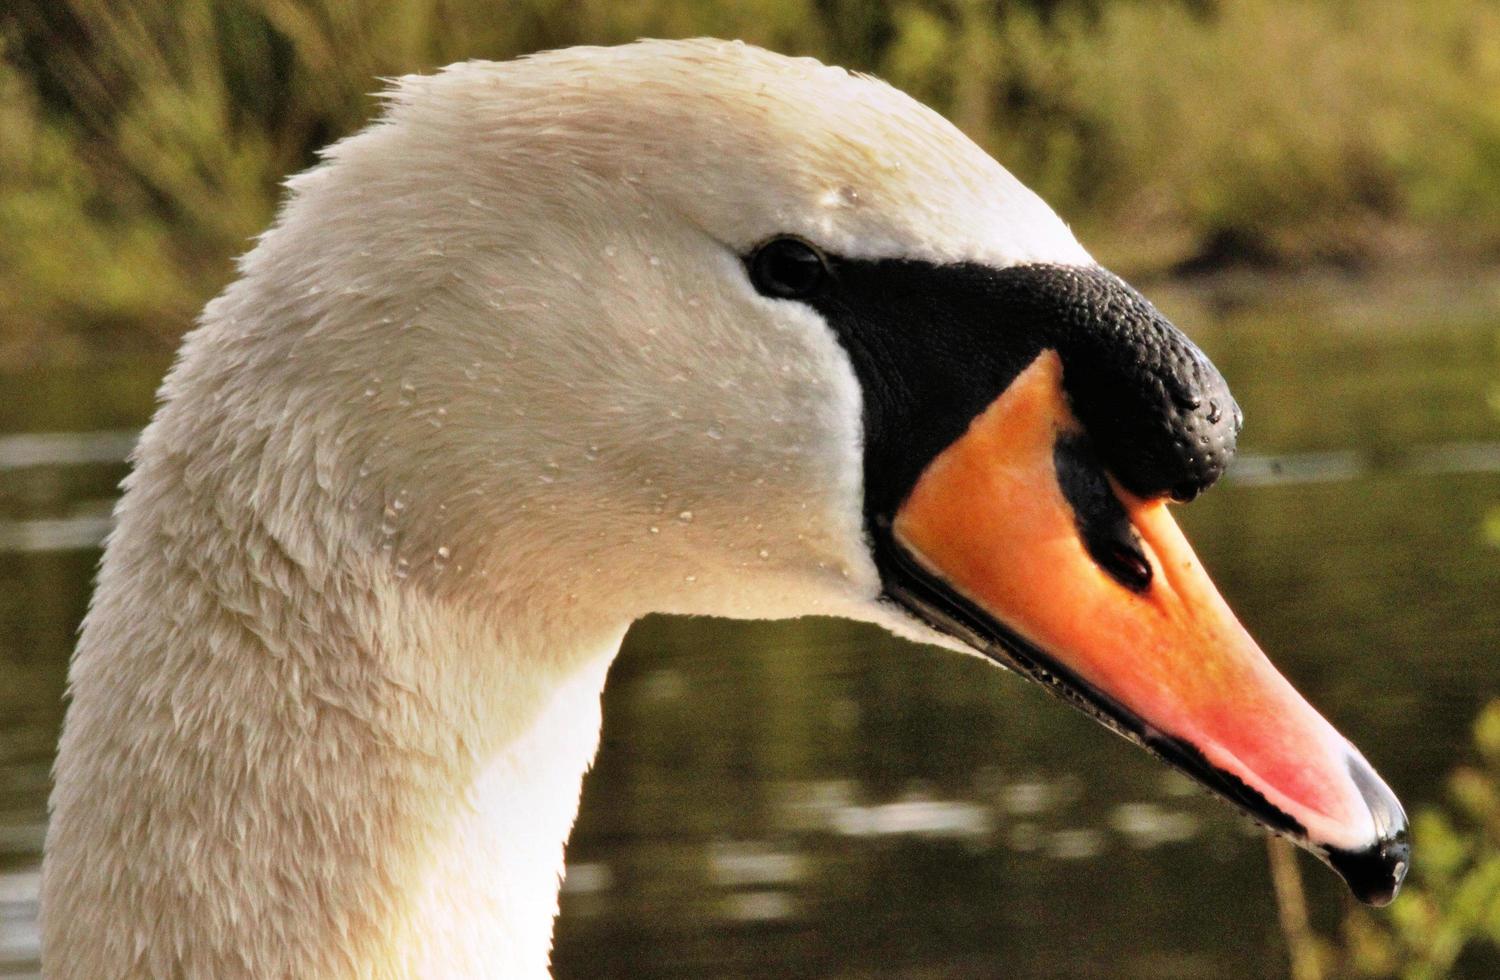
[41, 39, 1407, 979]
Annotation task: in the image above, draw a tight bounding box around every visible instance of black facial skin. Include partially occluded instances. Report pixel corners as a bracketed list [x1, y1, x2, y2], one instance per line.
[747, 244, 1243, 522]
[743, 239, 1409, 906]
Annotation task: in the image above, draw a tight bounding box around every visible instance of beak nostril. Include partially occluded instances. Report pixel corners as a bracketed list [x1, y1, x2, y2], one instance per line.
[1104, 541, 1153, 592]
[1053, 434, 1154, 593]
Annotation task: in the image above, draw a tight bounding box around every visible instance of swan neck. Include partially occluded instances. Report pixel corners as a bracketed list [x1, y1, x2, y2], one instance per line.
[42, 439, 626, 978]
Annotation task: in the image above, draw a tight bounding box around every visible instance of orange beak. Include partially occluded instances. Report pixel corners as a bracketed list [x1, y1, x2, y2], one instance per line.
[890, 350, 1408, 904]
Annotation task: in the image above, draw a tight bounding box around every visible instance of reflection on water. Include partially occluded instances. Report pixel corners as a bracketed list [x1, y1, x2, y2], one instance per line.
[0, 431, 140, 473]
[0, 305, 1497, 977]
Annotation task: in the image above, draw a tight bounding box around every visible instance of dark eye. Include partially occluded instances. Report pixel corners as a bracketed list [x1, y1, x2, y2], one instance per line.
[749, 237, 829, 299]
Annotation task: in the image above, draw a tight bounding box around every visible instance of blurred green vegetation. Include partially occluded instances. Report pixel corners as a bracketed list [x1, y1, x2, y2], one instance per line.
[2, 0, 1500, 360]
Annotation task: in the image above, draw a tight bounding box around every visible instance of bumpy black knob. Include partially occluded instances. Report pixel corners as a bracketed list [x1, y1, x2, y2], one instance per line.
[1002, 265, 1242, 502]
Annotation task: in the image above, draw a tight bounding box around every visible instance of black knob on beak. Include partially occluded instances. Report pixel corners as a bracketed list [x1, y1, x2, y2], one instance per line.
[995, 265, 1243, 501]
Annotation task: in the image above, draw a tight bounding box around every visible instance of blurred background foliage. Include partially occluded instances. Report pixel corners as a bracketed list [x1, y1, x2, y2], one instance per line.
[2, 0, 1499, 361]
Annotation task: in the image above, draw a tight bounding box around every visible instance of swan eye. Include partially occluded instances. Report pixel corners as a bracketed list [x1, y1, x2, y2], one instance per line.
[749, 237, 829, 299]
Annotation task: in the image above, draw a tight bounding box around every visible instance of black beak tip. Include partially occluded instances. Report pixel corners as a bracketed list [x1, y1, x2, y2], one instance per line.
[1325, 830, 1410, 907]
[1323, 753, 1411, 907]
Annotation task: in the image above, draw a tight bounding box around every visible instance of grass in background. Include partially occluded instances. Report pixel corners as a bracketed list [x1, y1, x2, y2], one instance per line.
[3, 0, 1499, 360]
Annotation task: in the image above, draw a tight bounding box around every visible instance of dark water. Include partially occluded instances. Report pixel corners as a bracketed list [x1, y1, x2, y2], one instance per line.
[1, 292, 1497, 978]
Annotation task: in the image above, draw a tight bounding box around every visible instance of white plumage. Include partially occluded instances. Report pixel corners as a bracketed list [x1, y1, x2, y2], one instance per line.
[41, 39, 1092, 978]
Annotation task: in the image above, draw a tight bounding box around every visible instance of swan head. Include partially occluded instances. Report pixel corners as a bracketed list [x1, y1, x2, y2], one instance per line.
[216, 39, 1406, 905]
